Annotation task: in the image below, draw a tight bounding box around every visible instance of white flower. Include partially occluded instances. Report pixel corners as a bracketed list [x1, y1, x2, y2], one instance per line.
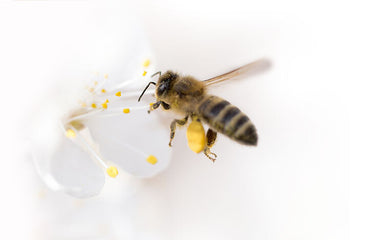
[28, 1, 172, 198]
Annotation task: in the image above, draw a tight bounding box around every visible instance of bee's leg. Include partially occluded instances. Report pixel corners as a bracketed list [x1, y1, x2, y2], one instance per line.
[204, 128, 218, 162]
[169, 116, 189, 147]
[148, 101, 162, 114]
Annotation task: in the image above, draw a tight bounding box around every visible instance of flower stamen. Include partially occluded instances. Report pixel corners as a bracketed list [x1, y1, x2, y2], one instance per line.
[63, 125, 119, 178]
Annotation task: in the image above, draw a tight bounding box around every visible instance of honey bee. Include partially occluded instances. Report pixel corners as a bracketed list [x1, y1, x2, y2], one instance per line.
[138, 59, 268, 161]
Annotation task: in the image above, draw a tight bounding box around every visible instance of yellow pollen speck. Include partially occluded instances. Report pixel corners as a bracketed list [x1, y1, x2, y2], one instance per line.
[115, 91, 121, 97]
[106, 166, 118, 178]
[65, 129, 76, 138]
[91, 103, 97, 108]
[104, 99, 109, 103]
[146, 155, 158, 164]
[104, 74, 109, 79]
[101, 89, 106, 93]
[142, 71, 147, 76]
[102, 102, 108, 109]
[149, 102, 154, 107]
[94, 81, 98, 86]
[123, 108, 130, 114]
[186, 120, 206, 153]
[142, 59, 150, 67]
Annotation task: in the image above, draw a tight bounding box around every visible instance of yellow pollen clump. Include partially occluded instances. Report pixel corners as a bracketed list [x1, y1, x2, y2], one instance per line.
[101, 89, 106, 93]
[115, 91, 121, 97]
[102, 102, 108, 109]
[106, 166, 118, 178]
[142, 59, 150, 67]
[104, 99, 109, 103]
[123, 108, 130, 114]
[104, 74, 109, 79]
[65, 129, 76, 138]
[186, 120, 206, 153]
[91, 103, 97, 108]
[146, 155, 158, 164]
[142, 71, 147, 76]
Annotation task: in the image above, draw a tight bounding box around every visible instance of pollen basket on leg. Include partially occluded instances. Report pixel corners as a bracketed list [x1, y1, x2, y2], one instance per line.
[186, 120, 206, 154]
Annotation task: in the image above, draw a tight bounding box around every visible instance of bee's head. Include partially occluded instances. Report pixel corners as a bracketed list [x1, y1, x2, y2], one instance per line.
[138, 71, 178, 102]
[156, 71, 178, 98]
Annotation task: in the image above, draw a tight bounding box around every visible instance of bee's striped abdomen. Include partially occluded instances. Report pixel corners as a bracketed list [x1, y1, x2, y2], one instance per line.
[197, 95, 257, 145]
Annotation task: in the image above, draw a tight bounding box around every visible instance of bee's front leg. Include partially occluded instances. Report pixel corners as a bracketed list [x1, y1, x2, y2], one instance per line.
[204, 128, 218, 162]
[148, 101, 162, 114]
[169, 116, 189, 147]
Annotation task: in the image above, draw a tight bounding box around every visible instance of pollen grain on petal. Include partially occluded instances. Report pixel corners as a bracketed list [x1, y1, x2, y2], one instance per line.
[142, 71, 147, 76]
[123, 108, 130, 114]
[106, 166, 118, 178]
[102, 102, 108, 109]
[142, 59, 150, 67]
[115, 91, 121, 97]
[146, 155, 158, 165]
[101, 89, 107, 93]
[91, 103, 97, 108]
[65, 129, 76, 138]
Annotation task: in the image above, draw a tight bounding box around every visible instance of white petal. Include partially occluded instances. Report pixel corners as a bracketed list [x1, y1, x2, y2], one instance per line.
[86, 98, 172, 177]
[32, 134, 105, 198]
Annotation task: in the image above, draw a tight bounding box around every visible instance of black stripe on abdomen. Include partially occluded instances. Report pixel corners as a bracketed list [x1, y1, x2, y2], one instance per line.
[198, 96, 230, 124]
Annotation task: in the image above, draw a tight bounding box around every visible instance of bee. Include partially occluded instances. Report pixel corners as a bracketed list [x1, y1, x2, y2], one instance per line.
[138, 59, 268, 161]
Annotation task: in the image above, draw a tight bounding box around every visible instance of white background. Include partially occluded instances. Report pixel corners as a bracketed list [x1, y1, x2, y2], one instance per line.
[0, 0, 366, 239]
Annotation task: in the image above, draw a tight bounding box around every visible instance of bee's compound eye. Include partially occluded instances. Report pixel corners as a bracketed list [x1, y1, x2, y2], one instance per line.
[157, 82, 167, 96]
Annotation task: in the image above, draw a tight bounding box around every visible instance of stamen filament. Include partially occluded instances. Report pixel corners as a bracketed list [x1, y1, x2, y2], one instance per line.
[62, 125, 108, 169]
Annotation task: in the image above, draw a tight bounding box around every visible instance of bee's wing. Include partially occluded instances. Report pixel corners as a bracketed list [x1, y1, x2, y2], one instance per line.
[203, 59, 271, 86]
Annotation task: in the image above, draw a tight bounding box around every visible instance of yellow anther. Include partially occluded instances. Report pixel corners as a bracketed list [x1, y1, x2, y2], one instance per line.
[104, 74, 109, 79]
[142, 71, 147, 76]
[65, 129, 76, 138]
[101, 102, 108, 109]
[115, 91, 121, 97]
[88, 87, 94, 93]
[101, 89, 106, 93]
[104, 99, 109, 103]
[93, 81, 98, 86]
[106, 166, 118, 178]
[142, 59, 150, 67]
[91, 103, 97, 108]
[80, 102, 87, 107]
[186, 120, 206, 153]
[146, 155, 158, 165]
[123, 108, 130, 114]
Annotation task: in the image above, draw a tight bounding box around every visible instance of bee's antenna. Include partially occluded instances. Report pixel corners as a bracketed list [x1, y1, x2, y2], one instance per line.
[151, 71, 161, 78]
[138, 81, 156, 102]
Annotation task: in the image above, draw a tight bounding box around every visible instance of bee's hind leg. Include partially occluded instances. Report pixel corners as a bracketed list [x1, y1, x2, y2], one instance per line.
[169, 116, 189, 147]
[204, 128, 218, 162]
